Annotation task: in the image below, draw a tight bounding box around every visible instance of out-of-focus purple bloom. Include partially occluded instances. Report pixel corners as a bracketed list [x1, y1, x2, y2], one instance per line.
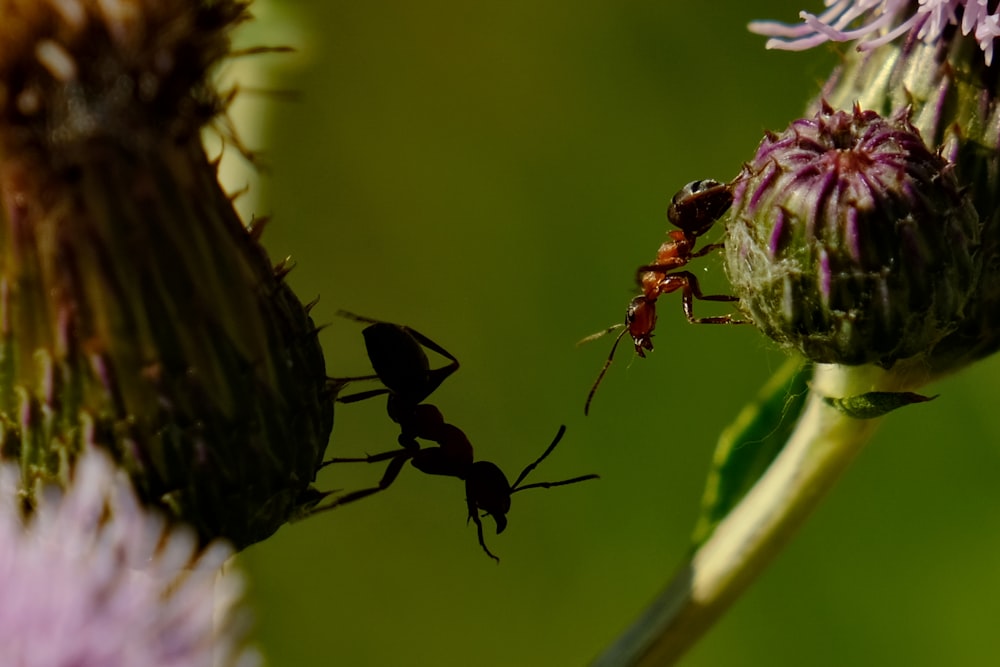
[750, 1, 1000, 65]
[0, 448, 260, 667]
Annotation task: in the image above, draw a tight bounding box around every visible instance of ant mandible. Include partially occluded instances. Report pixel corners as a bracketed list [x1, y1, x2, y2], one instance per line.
[318, 313, 598, 562]
[583, 179, 748, 414]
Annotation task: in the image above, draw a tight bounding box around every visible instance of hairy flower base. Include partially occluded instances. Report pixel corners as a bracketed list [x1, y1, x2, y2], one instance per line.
[725, 104, 980, 366]
[0, 448, 259, 667]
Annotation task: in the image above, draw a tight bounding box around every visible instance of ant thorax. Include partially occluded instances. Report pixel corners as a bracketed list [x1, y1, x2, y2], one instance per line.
[639, 230, 695, 293]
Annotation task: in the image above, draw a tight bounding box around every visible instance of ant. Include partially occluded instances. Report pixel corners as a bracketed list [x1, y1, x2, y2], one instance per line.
[319, 313, 598, 562]
[583, 179, 748, 414]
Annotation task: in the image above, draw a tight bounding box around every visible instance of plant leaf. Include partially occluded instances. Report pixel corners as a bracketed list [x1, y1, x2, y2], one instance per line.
[690, 357, 810, 548]
[821, 391, 938, 419]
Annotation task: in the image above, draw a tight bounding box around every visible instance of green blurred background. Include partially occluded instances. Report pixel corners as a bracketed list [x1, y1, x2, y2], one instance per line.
[227, 1, 1000, 664]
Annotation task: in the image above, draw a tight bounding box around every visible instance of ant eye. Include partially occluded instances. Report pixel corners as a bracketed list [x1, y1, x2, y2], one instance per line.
[683, 179, 722, 197]
[625, 296, 645, 324]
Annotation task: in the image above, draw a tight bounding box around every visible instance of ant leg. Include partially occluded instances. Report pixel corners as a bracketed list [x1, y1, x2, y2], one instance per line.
[670, 271, 749, 324]
[402, 327, 459, 367]
[675, 271, 738, 302]
[690, 242, 725, 258]
[467, 496, 500, 563]
[337, 387, 390, 404]
[401, 326, 460, 396]
[319, 446, 409, 469]
[329, 373, 380, 383]
[311, 453, 411, 513]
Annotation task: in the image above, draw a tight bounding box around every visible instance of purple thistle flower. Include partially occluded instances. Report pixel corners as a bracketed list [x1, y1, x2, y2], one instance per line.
[751, 0, 1000, 372]
[0, 448, 260, 667]
[750, 0, 1000, 65]
[725, 104, 981, 366]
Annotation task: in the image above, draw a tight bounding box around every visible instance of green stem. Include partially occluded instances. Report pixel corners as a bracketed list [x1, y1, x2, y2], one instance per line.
[593, 360, 929, 665]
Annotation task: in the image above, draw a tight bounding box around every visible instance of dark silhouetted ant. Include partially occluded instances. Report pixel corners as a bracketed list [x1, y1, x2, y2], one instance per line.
[583, 179, 748, 414]
[317, 312, 598, 562]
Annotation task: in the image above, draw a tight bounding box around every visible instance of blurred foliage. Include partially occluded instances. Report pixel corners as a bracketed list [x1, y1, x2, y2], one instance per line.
[233, 1, 1000, 665]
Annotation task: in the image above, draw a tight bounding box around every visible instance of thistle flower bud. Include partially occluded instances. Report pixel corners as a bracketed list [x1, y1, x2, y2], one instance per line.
[751, 1, 1000, 375]
[725, 104, 981, 367]
[0, 1, 333, 548]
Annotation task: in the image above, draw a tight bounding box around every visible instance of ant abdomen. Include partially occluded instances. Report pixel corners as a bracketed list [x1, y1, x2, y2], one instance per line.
[667, 179, 733, 235]
[361, 323, 431, 396]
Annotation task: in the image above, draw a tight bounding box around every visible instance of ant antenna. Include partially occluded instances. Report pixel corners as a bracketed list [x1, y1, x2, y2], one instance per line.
[510, 425, 600, 493]
[577, 323, 623, 346]
[337, 309, 381, 325]
[582, 327, 629, 416]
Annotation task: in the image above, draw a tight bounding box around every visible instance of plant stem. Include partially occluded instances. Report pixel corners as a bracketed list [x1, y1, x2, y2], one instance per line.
[593, 360, 929, 665]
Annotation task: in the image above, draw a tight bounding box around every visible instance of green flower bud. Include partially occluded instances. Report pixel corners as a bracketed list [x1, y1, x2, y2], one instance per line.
[0, 0, 332, 549]
[725, 104, 981, 367]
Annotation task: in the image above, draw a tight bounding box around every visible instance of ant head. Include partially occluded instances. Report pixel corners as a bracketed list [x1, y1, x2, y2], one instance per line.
[582, 298, 655, 415]
[667, 179, 733, 237]
[626, 295, 656, 356]
[466, 461, 512, 534]
[465, 426, 596, 559]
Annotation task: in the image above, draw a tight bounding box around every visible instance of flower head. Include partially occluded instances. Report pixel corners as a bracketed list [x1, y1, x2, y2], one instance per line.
[0, 1, 334, 548]
[750, 0, 1000, 65]
[724, 104, 981, 366]
[0, 447, 260, 667]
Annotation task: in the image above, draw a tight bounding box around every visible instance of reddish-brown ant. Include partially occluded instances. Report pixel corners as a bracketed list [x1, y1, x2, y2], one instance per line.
[319, 313, 598, 562]
[583, 179, 748, 414]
